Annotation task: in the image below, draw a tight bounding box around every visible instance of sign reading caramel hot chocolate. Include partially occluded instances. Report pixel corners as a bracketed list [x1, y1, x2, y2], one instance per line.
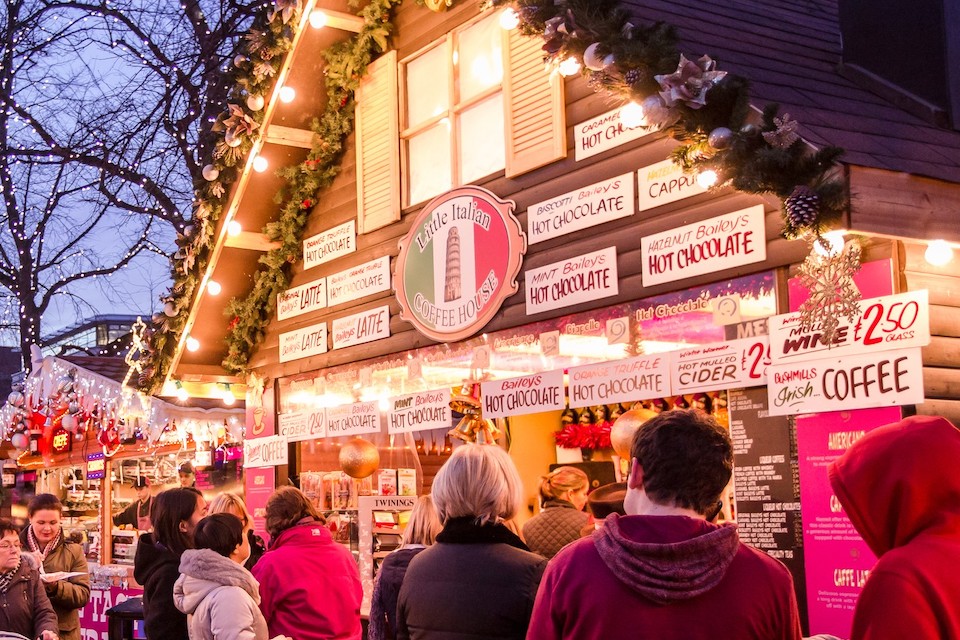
[395, 186, 526, 342]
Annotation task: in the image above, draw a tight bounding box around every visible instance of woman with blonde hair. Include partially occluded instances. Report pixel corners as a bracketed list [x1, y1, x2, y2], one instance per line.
[369, 495, 441, 640]
[522, 466, 590, 559]
[208, 492, 266, 570]
[396, 444, 546, 640]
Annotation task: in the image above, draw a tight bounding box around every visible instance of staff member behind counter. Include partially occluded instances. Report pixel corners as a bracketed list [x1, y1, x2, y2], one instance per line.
[114, 478, 154, 531]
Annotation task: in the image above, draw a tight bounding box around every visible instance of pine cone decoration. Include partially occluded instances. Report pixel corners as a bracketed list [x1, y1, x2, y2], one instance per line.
[625, 68, 642, 86]
[785, 185, 820, 228]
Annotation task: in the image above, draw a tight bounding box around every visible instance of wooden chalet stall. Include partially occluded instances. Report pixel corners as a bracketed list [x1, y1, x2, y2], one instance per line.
[156, 0, 960, 634]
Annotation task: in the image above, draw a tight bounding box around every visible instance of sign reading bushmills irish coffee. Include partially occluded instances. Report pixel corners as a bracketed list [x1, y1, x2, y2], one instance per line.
[395, 186, 526, 342]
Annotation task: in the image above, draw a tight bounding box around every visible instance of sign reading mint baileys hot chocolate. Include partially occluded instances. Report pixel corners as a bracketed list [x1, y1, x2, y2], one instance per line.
[395, 186, 526, 342]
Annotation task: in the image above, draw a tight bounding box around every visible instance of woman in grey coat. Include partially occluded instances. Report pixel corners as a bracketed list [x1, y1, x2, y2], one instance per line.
[174, 513, 268, 640]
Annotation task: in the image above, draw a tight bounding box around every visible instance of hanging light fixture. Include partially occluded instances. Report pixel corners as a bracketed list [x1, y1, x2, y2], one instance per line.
[309, 10, 328, 28]
[278, 86, 296, 103]
[925, 239, 954, 266]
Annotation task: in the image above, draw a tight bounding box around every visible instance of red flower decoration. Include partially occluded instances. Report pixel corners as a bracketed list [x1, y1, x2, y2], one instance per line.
[554, 422, 611, 450]
[301, 199, 313, 209]
[228, 316, 240, 331]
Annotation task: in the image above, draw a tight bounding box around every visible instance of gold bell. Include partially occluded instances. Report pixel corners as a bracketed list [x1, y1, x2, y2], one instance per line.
[448, 415, 479, 443]
[475, 420, 501, 445]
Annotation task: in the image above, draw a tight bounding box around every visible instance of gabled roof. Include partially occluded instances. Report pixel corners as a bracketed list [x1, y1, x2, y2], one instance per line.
[628, 0, 960, 184]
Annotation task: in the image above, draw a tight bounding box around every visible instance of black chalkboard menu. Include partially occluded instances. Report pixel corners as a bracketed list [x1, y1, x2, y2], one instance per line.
[729, 386, 807, 630]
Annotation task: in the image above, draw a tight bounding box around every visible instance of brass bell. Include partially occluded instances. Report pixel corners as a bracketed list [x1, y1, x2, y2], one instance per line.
[448, 415, 479, 443]
[475, 420, 501, 445]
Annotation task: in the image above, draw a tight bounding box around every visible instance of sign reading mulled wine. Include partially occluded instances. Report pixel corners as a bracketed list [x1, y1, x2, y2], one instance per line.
[395, 186, 526, 342]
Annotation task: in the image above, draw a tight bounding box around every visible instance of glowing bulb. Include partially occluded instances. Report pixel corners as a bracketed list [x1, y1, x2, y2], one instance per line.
[278, 86, 296, 103]
[206, 280, 222, 296]
[814, 231, 846, 257]
[309, 10, 328, 28]
[186, 336, 200, 352]
[925, 239, 954, 266]
[499, 8, 519, 30]
[252, 155, 268, 172]
[619, 101, 645, 128]
[222, 385, 236, 406]
[176, 387, 189, 402]
[697, 170, 718, 188]
[227, 220, 242, 236]
[558, 56, 582, 77]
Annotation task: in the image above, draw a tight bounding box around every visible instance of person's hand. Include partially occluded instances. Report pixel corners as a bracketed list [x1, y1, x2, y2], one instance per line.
[39, 630, 59, 640]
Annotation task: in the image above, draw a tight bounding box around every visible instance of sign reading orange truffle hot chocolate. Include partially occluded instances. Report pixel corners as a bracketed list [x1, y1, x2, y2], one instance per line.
[395, 186, 526, 342]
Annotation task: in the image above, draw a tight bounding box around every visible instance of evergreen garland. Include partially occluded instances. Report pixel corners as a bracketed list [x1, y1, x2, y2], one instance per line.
[145, 0, 852, 390]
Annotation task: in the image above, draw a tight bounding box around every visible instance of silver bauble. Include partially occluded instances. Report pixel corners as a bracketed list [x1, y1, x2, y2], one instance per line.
[708, 127, 734, 149]
[583, 43, 605, 71]
[246, 94, 265, 111]
[202, 165, 220, 181]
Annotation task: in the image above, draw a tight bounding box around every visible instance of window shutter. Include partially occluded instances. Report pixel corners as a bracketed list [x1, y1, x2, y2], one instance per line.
[356, 50, 400, 234]
[503, 29, 566, 178]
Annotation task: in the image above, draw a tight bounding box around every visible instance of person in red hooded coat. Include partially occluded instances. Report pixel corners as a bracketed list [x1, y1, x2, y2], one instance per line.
[828, 414, 960, 640]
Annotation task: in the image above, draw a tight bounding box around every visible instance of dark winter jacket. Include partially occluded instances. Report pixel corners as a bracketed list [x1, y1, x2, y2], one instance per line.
[396, 518, 546, 640]
[369, 546, 426, 640]
[0, 554, 59, 638]
[244, 529, 266, 572]
[829, 415, 960, 640]
[522, 499, 589, 559]
[113, 497, 153, 530]
[20, 527, 90, 640]
[133, 532, 188, 640]
[527, 514, 802, 640]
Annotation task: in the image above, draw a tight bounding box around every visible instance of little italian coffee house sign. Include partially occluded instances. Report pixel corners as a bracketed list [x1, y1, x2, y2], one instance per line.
[395, 186, 526, 342]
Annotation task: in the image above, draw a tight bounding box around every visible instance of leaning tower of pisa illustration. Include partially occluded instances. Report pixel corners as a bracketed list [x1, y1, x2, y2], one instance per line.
[444, 227, 462, 302]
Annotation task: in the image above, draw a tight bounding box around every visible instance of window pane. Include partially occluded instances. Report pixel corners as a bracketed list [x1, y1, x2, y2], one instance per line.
[406, 45, 449, 127]
[458, 14, 502, 102]
[408, 123, 452, 205]
[459, 95, 504, 184]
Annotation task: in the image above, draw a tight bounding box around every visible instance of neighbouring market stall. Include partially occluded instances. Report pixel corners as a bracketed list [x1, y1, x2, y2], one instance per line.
[141, 0, 960, 637]
[1, 351, 243, 637]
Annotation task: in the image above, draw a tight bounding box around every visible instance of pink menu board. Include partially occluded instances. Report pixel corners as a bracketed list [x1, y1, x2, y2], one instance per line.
[796, 407, 901, 637]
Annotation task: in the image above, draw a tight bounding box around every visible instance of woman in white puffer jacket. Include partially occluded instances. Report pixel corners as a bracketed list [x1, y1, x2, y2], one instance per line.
[174, 513, 269, 640]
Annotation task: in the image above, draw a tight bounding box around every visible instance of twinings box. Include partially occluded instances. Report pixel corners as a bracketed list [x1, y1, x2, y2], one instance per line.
[398, 468, 417, 496]
[378, 469, 398, 496]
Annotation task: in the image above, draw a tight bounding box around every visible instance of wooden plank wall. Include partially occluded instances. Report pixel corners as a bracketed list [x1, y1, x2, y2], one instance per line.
[904, 242, 960, 424]
[247, 1, 812, 379]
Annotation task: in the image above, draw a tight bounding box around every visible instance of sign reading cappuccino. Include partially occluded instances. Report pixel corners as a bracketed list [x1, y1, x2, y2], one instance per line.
[637, 159, 709, 212]
[394, 186, 526, 342]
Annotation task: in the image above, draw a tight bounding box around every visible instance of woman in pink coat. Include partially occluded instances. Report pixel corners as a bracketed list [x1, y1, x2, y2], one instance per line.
[252, 486, 362, 640]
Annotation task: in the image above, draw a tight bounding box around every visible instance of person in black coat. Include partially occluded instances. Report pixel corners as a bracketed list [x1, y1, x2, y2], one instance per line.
[369, 495, 441, 640]
[133, 488, 206, 640]
[396, 444, 547, 640]
[207, 492, 266, 572]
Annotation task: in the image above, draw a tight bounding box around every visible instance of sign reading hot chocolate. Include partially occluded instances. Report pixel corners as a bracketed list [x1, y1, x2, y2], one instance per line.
[395, 186, 526, 342]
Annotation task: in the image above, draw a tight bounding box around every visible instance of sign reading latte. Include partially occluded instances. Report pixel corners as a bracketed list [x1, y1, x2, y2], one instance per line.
[395, 186, 526, 342]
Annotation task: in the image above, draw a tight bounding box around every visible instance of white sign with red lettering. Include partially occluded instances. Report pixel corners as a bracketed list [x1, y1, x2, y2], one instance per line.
[244, 434, 288, 468]
[670, 336, 770, 393]
[525, 247, 618, 314]
[277, 278, 328, 320]
[527, 173, 634, 244]
[278, 410, 326, 442]
[574, 107, 651, 161]
[481, 370, 566, 419]
[637, 159, 709, 212]
[767, 347, 924, 416]
[387, 390, 451, 434]
[332, 305, 390, 350]
[325, 402, 381, 437]
[642, 205, 766, 286]
[768, 290, 930, 364]
[279, 322, 327, 363]
[303, 220, 356, 269]
[567, 354, 670, 408]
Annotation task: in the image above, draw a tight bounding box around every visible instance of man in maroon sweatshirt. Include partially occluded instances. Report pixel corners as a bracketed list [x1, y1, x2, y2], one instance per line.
[527, 409, 802, 640]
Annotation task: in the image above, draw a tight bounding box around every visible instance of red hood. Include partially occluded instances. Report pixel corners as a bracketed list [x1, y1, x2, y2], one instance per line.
[828, 415, 960, 558]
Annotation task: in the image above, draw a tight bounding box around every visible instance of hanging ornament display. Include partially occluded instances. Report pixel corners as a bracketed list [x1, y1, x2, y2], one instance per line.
[339, 438, 380, 478]
[447, 381, 500, 444]
[609, 408, 659, 459]
[797, 239, 863, 344]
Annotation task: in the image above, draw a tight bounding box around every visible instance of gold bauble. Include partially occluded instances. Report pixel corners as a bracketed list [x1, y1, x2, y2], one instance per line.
[339, 438, 380, 478]
[610, 408, 659, 459]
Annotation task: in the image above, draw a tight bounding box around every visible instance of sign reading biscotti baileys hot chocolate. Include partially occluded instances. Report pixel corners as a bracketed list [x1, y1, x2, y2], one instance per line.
[395, 186, 526, 342]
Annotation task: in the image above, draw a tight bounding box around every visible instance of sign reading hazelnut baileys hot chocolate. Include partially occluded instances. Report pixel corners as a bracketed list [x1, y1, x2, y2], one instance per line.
[395, 186, 527, 342]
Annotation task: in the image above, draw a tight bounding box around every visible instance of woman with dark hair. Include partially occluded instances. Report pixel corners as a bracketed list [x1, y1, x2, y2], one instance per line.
[134, 488, 206, 640]
[252, 486, 362, 640]
[174, 513, 268, 640]
[20, 493, 90, 640]
[0, 518, 58, 640]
